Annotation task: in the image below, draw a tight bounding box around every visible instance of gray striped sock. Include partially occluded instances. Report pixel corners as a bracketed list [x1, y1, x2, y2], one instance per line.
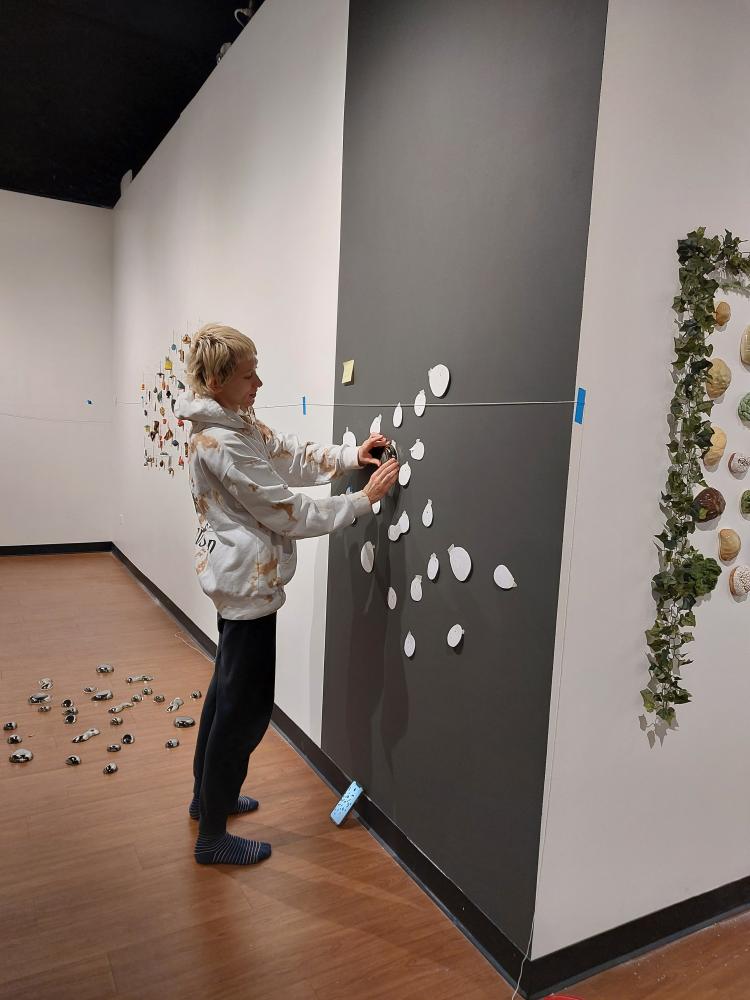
[194, 832, 271, 866]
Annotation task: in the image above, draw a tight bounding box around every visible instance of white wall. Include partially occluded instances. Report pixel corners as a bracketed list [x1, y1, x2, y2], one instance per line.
[112, 0, 350, 743]
[0, 189, 114, 545]
[533, 0, 750, 959]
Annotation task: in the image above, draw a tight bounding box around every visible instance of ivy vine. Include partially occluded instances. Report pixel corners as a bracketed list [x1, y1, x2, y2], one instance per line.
[645, 229, 750, 727]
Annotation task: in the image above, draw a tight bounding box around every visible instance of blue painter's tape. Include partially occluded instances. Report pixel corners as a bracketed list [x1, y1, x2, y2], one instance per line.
[302, 395, 307, 415]
[574, 387, 586, 424]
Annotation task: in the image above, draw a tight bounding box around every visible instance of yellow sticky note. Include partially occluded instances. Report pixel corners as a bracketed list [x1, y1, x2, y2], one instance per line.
[342, 360, 355, 384]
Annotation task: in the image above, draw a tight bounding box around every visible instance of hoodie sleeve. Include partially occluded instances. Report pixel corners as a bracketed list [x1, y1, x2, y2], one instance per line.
[222, 456, 372, 538]
[253, 419, 361, 487]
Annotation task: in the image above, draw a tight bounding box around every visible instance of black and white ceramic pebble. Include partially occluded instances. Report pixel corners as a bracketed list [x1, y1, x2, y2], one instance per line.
[106, 744, 122, 752]
[166, 697, 183, 713]
[103, 762, 118, 774]
[121, 734, 135, 745]
[153, 695, 166, 704]
[91, 690, 113, 701]
[60, 699, 74, 709]
[174, 717, 195, 728]
[165, 738, 180, 749]
[96, 664, 115, 674]
[3, 722, 17, 731]
[108, 703, 132, 714]
[9, 749, 33, 763]
[38, 705, 52, 713]
[83, 686, 97, 693]
[66, 755, 81, 766]
[131, 694, 143, 703]
[110, 717, 124, 726]
[63, 713, 78, 725]
[39, 678, 53, 690]
[28, 693, 51, 704]
[191, 691, 202, 700]
[72, 728, 100, 744]
[61, 706, 79, 716]
[7, 735, 22, 745]
[142, 687, 153, 696]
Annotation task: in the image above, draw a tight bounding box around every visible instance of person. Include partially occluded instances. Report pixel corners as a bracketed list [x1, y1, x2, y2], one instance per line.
[174, 323, 399, 866]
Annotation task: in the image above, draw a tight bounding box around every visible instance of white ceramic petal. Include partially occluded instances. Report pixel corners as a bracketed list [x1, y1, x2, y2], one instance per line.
[398, 462, 412, 487]
[397, 511, 410, 534]
[447, 624, 464, 649]
[410, 575, 423, 602]
[393, 403, 403, 428]
[342, 427, 357, 448]
[360, 541, 375, 574]
[388, 524, 401, 542]
[493, 564, 517, 589]
[372, 500, 381, 515]
[422, 499, 433, 527]
[428, 364, 451, 398]
[410, 439, 425, 461]
[404, 631, 416, 658]
[427, 553, 439, 581]
[448, 544, 472, 582]
[387, 587, 397, 610]
[370, 414, 382, 434]
[414, 390, 426, 417]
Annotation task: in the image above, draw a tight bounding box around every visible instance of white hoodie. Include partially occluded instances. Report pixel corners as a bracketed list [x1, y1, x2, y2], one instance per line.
[174, 390, 372, 620]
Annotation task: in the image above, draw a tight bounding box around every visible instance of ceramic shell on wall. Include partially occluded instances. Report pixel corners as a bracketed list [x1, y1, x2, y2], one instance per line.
[719, 528, 741, 561]
[703, 426, 727, 466]
[692, 487, 725, 522]
[714, 300, 731, 326]
[706, 359, 732, 399]
[741, 326, 750, 365]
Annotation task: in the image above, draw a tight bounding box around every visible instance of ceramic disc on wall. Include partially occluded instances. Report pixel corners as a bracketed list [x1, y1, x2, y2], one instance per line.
[410, 439, 425, 461]
[360, 541, 375, 573]
[387, 587, 397, 610]
[410, 575, 423, 602]
[493, 565, 517, 589]
[427, 553, 439, 581]
[447, 624, 464, 649]
[388, 523, 401, 542]
[414, 390, 426, 417]
[448, 545, 472, 582]
[370, 414, 382, 434]
[428, 364, 451, 398]
[342, 427, 357, 448]
[404, 631, 416, 658]
[397, 511, 410, 534]
[372, 500, 381, 515]
[393, 403, 403, 428]
[399, 462, 412, 487]
[422, 499, 433, 527]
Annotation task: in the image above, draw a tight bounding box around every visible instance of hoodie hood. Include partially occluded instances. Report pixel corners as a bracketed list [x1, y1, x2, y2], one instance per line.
[174, 389, 248, 430]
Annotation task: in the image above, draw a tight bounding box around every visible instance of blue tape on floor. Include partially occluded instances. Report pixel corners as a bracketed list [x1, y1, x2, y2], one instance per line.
[574, 387, 586, 424]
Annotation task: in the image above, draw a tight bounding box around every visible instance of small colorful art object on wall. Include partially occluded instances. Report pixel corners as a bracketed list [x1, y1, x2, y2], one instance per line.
[692, 486, 725, 522]
[741, 326, 750, 364]
[738, 393, 750, 423]
[703, 426, 727, 466]
[729, 564, 750, 596]
[741, 491, 750, 516]
[714, 300, 731, 326]
[706, 358, 732, 398]
[719, 528, 741, 561]
[728, 452, 750, 475]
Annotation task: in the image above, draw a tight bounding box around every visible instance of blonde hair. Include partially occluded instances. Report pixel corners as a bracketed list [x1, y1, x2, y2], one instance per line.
[185, 323, 257, 396]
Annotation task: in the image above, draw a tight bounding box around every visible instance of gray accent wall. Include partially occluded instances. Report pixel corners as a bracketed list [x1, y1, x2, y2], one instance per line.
[322, 0, 607, 949]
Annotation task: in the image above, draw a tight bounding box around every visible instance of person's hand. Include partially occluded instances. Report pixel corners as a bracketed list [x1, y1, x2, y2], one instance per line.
[357, 433, 389, 468]
[363, 458, 399, 505]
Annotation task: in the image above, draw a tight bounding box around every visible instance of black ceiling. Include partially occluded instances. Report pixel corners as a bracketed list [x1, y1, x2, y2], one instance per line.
[1, 0, 267, 209]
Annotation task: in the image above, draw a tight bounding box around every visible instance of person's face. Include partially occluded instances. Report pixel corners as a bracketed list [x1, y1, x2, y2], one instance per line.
[211, 354, 263, 411]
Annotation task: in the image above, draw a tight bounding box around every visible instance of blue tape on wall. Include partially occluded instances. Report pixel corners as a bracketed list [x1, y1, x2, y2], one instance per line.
[302, 395, 307, 415]
[574, 387, 586, 424]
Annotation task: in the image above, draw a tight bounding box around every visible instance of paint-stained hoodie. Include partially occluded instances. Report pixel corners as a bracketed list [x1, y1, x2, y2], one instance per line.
[174, 390, 372, 620]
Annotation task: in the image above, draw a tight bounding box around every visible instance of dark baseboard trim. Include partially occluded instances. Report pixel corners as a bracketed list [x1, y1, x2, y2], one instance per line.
[0, 541, 112, 556]
[9, 544, 749, 997]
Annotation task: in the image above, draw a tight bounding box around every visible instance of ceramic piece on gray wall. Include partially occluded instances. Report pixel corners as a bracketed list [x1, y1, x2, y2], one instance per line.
[448, 545, 472, 582]
[9, 748, 33, 763]
[398, 462, 412, 487]
[165, 738, 180, 748]
[342, 427, 357, 448]
[28, 693, 51, 704]
[422, 500, 433, 527]
[493, 564, 517, 590]
[370, 413, 382, 434]
[72, 728, 100, 743]
[3, 722, 17, 731]
[387, 587, 398, 610]
[91, 690, 113, 701]
[427, 553, 440, 581]
[110, 717, 124, 726]
[410, 576, 423, 602]
[96, 664, 115, 674]
[447, 624, 465, 649]
[7, 735, 22, 745]
[397, 511, 410, 535]
[166, 698, 183, 713]
[393, 402, 403, 428]
[39, 678, 53, 690]
[121, 734, 135, 745]
[191, 691, 202, 700]
[174, 717, 195, 728]
[66, 755, 81, 766]
[103, 762, 119, 774]
[410, 439, 425, 461]
[414, 390, 426, 417]
[372, 500, 381, 515]
[360, 541, 375, 574]
[404, 631, 416, 658]
[428, 364, 451, 398]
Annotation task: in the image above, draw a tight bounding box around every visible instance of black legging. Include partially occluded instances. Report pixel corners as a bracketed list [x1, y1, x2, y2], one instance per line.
[192, 612, 277, 835]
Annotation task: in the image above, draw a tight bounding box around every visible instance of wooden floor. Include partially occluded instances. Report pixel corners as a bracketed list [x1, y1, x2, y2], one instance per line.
[2, 553, 748, 1000]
